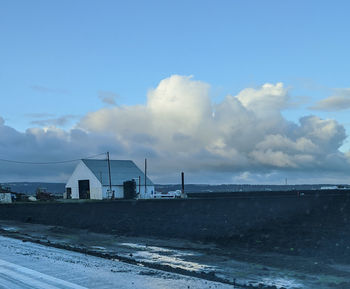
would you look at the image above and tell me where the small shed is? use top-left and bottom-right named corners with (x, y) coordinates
top-left (65, 159), bottom-right (154, 200)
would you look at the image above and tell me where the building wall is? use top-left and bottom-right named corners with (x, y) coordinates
top-left (137, 185), bottom-right (155, 199)
top-left (65, 161), bottom-right (103, 200)
top-left (66, 161), bottom-right (155, 200)
top-left (102, 186), bottom-right (124, 199)
top-left (132, 178), bottom-right (154, 198)
top-left (0, 193), bottom-right (12, 204)
top-left (101, 185), bottom-right (155, 199)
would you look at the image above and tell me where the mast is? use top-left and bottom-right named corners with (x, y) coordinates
top-left (144, 158), bottom-right (147, 196)
top-left (107, 152), bottom-right (112, 199)
top-left (181, 171), bottom-right (185, 196)
top-left (138, 175), bottom-right (141, 195)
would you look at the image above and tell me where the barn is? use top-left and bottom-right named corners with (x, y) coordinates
top-left (65, 159), bottom-right (154, 200)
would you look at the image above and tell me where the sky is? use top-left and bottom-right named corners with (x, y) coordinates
top-left (1, 0), bottom-right (350, 184)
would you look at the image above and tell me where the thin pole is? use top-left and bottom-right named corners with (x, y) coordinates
top-left (144, 158), bottom-right (147, 197)
top-left (181, 171), bottom-right (185, 196)
top-left (138, 175), bottom-right (141, 195)
top-left (107, 152), bottom-right (112, 199)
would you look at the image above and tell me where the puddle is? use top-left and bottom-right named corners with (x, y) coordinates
top-left (90, 246), bottom-right (106, 251)
top-left (0, 226), bottom-right (19, 233)
top-left (250, 277), bottom-right (304, 288)
top-left (131, 251), bottom-right (212, 271)
top-left (120, 242), bottom-right (198, 256)
top-left (329, 264), bottom-right (350, 273)
top-left (120, 243), bottom-right (173, 253)
top-left (120, 242), bottom-right (213, 272)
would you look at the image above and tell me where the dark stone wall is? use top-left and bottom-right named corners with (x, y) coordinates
top-left (0, 193), bottom-right (349, 241)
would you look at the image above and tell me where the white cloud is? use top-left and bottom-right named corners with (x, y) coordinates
top-left (78, 75), bottom-right (349, 179)
top-left (0, 119), bottom-right (122, 182)
top-left (0, 75), bottom-right (349, 183)
top-left (30, 115), bottom-right (77, 127)
top-left (98, 91), bottom-right (118, 105)
top-left (310, 88), bottom-right (350, 111)
top-left (236, 82), bottom-right (288, 114)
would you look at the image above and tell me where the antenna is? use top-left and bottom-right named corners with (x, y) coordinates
top-left (144, 158), bottom-right (147, 197)
top-left (107, 152), bottom-right (113, 199)
top-left (138, 175), bottom-right (141, 195)
top-left (181, 172), bottom-right (185, 196)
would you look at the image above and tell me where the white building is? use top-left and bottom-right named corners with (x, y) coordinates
top-left (65, 159), bottom-right (154, 200)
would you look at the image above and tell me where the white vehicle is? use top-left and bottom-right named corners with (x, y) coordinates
top-left (320, 185), bottom-right (348, 190)
top-left (153, 190), bottom-right (183, 199)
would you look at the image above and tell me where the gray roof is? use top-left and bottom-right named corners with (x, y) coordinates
top-left (82, 159), bottom-right (153, 186)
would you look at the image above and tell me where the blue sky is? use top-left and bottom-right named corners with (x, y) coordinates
top-left (1, 1), bottom-right (350, 183)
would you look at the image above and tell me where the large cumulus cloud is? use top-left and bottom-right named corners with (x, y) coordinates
top-left (79, 75), bottom-right (349, 177)
top-left (0, 75), bottom-right (349, 183)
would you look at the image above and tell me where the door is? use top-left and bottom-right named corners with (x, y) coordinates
top-left (66, 187), bottom-right (72, 199)
top-left (78, 180), bottom-right (90, 199)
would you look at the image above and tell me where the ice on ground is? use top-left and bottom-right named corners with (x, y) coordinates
top-left (0, 236), bottom-right (230, 289)
top-left (120, 242), bottom-right (212, 271)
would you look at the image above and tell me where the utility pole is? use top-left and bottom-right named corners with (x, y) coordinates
top-left (181, 172), bottom-right (185, 196)
top-left (144, 158), bottom-right (147, 197)
top-left (138, 175), bottom-right (141, 195)
top-left (107, 152), bottom-right (113, 199)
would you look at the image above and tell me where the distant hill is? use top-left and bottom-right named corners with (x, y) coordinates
top-left (3, 182), bottom-right (349, 196)
top-left (2, 182), bottom-right (66, 195)
top-left (155, 183), bottom-right (350, 193)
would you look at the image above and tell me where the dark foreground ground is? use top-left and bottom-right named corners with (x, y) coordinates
top-left (0, 192), bottom-right (348, 241)
top-left (0, 219), bottom-right (349, 289)
top-left (0, 193), bottom-right (350, 288)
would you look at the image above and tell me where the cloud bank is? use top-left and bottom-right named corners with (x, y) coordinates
top-left (0, 75), bottom-right (349, 183)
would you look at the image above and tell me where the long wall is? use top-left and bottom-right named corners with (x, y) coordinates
top-left (0, 193), bottom-right (349, 240)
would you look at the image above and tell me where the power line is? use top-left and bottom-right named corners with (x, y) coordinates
top-left (0, 153), bottom-right (107, 165)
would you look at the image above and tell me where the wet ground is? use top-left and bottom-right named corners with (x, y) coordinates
top-left (0, 220), bottom-right (349, 288)
top-left (0, 235), bottom-right (229, 289)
